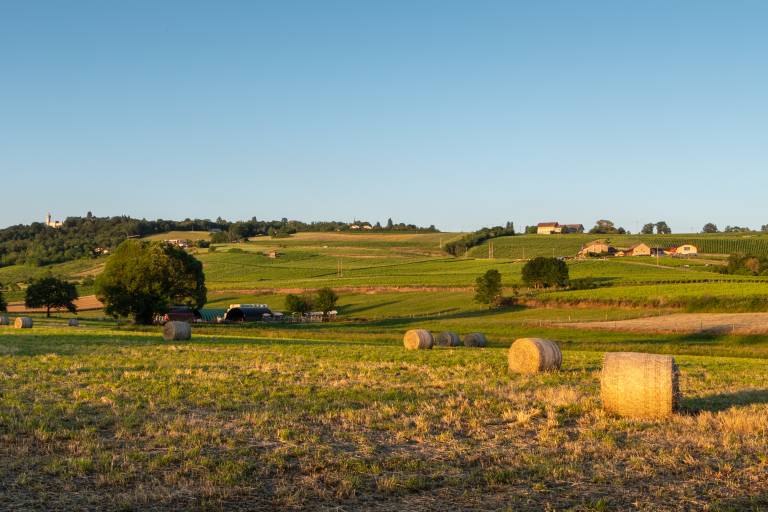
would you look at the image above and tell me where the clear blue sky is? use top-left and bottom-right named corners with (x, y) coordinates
top-left (2, 1), bottom-right (767, 232)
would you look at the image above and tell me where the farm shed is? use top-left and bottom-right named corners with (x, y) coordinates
top-left (563, 224), bottom-right (585, 233)
top-left (224, 304), bottom-right (273, 322)
top-left (194, 309), bottom-right (227, 323)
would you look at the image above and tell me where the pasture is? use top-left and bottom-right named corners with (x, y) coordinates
top-left (1, 325), bottom-right (767, 510)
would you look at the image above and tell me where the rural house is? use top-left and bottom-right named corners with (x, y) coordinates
top-left (668, 244), bottom-right (698, 256)
top-left (537, 222), bottom-right (562, 234)
top-left (579, 240), bottom-right (613, 256)
top-left (616, 242), bottom-right (651, 257)
top-left (537, 222), bottom-right (584, 234)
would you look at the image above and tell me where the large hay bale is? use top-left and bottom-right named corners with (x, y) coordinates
top-left (0, 315), bottom-right (8, 326)
top-left (163, 321), bottom-right (192, 341)
top-left (68, 318), bottom-right (80, 327)
top-left (403, 329), bottom-right (433, 350)
top-left (14, 317), bottom-right (33, 329)
top-left (463, 332), bottom-right (487, 347)
top-left (434, 331), bottom-right (461, 347)
top-left (508, 338), bottom-right (562, 374)
top-left (601, 352), bottom-right (680, 419)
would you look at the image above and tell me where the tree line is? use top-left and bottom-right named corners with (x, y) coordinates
top-left (443, 223), bottom-right (515, 256)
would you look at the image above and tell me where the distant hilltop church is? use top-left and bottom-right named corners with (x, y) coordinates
top-left (45, 212), bottom-right (63, 228)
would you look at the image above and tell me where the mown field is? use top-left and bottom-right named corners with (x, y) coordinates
top-left (1, 326), bottom-right (766, 510)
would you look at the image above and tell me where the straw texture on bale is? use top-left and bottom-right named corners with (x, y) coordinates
top-left (0, 315), bottom-right (8, 326)
top-left (68, 318), bottom-right (80, 327)
top-left (463, 332), bottom-right (487, 347)
top-left (508, 338), bottom-right (562, 374)
top-left (14, 317), bottom-right (33, 329)
top-left (163, 321), bottom-right (192, 341)
top-left (403, 329), bottom-right (433, 350)
top-left (601, 352), bottom-right (680, 419)
top-left (434, 331), bottom-right (461, 347)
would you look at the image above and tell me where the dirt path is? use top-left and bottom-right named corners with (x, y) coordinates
top-left (7, 295), bottom-right (104, 313)
top-left (559, 312), bottom-right (768, 334)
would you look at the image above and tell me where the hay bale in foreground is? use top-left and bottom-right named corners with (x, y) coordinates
top-left (434, 331), bottom-right (461, 347)
top-left (463, 332), bottom-right (487, 347)
top-left (601, 352), bottom-right (680, 419)
top-left (163, 321), bottom-right (192, 341)
top-left (0, 315), bottom-right (8, 326)
top-left (403, 329), bottom-right (433, 350)
top-left (508, 338), bottom-right (562, 374)
top-left (68, 318), bottom-right (80, 327)
top-left (14, 317), bottom-right (33, 329)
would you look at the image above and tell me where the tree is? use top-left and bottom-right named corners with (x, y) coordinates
top-left (641, 223), bottom-right (655, 234)
top-left (702, 223), bottom-right (719, 233)
top-left (474, 269), bottom-right (503, 306)
top-left (24, 276), bottom-right (78, 317)
top-left (525, 225), bottom-right (538, 234)
top-left (284, 293), bottom-right (313, 314)
top-left (95, 240), bottom-right (206, 324)
top-left (314, 288), bottom-right (339, 316)
top-left (761, 224), bottom-right (768, 233)
top-left (589, 219), bottom-right (624, 234)
top-left (655, 221), bottom-right (671, 234)
top-left (386, 218), bottom-right (394, 229)
top-left (0, 290), bottom-right (6, 312)
top-left (522, 257), bottom-right (569, 288)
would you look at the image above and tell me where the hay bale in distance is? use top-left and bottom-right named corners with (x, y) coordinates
top-left (403, 329), bottom-right (433, 350)
top-left (434, 331), bottom-right (461, 347)
top-left (463, 332), bottom-right (487, 347)
top-left (601, 352), bottom-right (680, 419)
top-left (68, 318), bottom-right (80, 327)
top-left (14, 317), bottom-right (33, 329)
top-left (508, 338), bottom-right (562, 374)
top-left (0, 315), bottom-right (9, 326)
top-left (163, 321), bottom-right (192, 341)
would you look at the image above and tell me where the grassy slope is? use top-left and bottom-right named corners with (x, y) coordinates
top-left (1, 327), bottom-right (766, 510)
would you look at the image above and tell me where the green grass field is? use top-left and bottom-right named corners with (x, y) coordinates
top-left (1, 325), bottom-right (766, 510)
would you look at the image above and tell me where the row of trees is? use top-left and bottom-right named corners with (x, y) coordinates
top-left (720, 254), bottom-right (768, 276)
top-left (703, 223), bottom-right (768, 234)
top-left (444, 223), bottom-right (515, 256)
top-left (284, 288), bottom-right (339, 316)
top-left (640, 221), bottom-right (672, 235)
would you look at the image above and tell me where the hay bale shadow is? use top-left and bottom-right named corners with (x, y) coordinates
top-left (682, 389), bottom-right (768, 413)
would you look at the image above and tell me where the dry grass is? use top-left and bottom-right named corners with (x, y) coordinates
top-left (0, 327), bottom-right (767, 510)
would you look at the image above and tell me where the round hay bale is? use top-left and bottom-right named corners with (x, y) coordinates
top-left (14, 317), bottom-right (33, 329)
top-left (403, 329), bottom-right (433, 350)
top-left (434, 331), bottom-right (461, 347)
top-left (68, 318), bottom-right (80, 327)
top-left (163, 321), bottom-right (192, 341)
top-left (601, 352), bottom-right (680, 419)
top-left (0, 315), bottom-right (9, 326)
top-left (508, 338), bottom-right (562, 374)
top-left (463, 332), bottom-right (487, 347)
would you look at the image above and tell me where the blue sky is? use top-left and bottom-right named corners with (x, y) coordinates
top-left (1, 1), bottom-right (767, 232)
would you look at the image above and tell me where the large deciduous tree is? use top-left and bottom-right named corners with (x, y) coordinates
top-left (95, 240), bottom-right (206, 324)
top-left (522, 257), bottom-right (569, 289)
top-left (702, 223), bottom-right (719, 233)
top-left (24, 276), bottom-right (78, 317)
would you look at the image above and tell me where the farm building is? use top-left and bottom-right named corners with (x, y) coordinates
top-left (45, 212), bottom-right (63, 229)
top-left (563, 224), bottom-right (585, 233)
top-left (224, 304), bottom-right (273, 322)
top-left (617, 242), bottom-right (651, 257)
top-left (537, 222), bottom-right (583, 234)
top-left (579, 240), bottom-right (614, 255)
top-left (266, 250), bottom-right (280, 259)
top-left (668, 244), bottom-right (698, 256)
top-left (537, 222), bottom-right (562, 235)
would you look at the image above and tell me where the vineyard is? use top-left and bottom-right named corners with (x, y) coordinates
top-left (469, 233), bottom-right (768, 258)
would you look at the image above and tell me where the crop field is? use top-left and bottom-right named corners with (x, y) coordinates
top-left (1, 326), bottom-right (767, 510)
